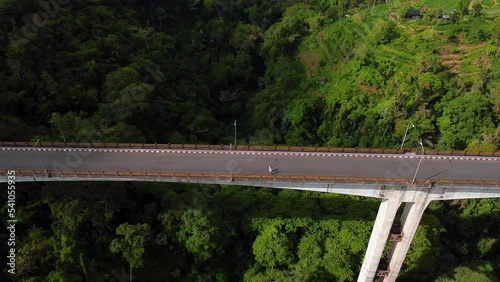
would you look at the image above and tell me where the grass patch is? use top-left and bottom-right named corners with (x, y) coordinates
top-left (368, 4), bottom-right (391, 18)
top-left (422, 0), bottom-right (499, 10)
top-left (422, 0), bottom-right (460, 10)
top-left (480, 0), bottom-right (500, 11)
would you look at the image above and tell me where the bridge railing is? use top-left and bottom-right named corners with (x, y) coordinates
top-left (2, 169), bottom-right (499, 187)
top-left (1, 141), bottom-right (499, 157)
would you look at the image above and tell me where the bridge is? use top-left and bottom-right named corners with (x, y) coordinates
top-left (1, 141), bottom-right (499, 281)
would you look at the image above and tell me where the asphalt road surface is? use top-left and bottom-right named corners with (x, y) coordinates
top-left (1, 148), bottom-right (499, 181)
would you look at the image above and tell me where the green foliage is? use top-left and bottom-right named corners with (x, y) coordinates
top-left (110, 223), bottom-right (150, 269)
top-left (253, 225), bottom-right (293, 268)
top-left (422, 0), bottom-right (462, 11)
top-left (436, 264), bottom-right (495, 282)
top-left (262, 4), bottom-right (319, 60)
top-left (472, 3), bottom-right (483, 16)
top-left (460, 23), bottom-right (492, 43)
top-left (46, 271), bottom-right (82, 282)
top-left (6, 181), bottom-right (500, 281)
top-left (457, 0), bottom-right (470, 17)
top-left (372, 19), bottom-right (400, 44)
top-left (15, 228), bottom-right (54, 280)
top-left (436, 92), bottom-right (496, 149)
top-left (296, 233), bottom-right (324, 271)
top-left (283, 96), bottom-right (324, 145)
top-left (177, 209), bottom-right (222, 261)
top-left (1, 0), bottom-right (498, 148)
top-left (462, 198), bottom-right (500, 216)
top-left (104, 66), bottom-right (142, 100)
top-left (401, 214), bottom-right (445, 278)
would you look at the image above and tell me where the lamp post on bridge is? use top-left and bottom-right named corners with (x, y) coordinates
top-left (50, 117), bottom-right (67, 145)
top-left (34, 139), bottom-right (48, 177)
top-left (400, 121), bottom-right (415, 149)
top-left (233, 120), bottom-right (237, 147)
top-left (412, 140), bottom-right (424, 185)
top-left (229, 143), bottom-right (233, 181)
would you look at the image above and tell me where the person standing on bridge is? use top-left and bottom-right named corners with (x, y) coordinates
top-left (268, 165), bottom-right (272, 174)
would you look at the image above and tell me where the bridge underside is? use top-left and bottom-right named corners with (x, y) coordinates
top-left (8, 173), bottom-right (500, 201)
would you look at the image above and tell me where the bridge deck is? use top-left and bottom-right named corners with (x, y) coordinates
top-left (1, 147), bottom-right (499, 182)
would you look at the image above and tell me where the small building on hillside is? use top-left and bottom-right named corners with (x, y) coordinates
top-left (405, 9), bottom-right (422, 19)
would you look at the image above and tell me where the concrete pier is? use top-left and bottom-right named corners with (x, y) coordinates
top-left (383, 199), bottom-right (431, 282)
top-left (358, 199), bottom-right (402, 282)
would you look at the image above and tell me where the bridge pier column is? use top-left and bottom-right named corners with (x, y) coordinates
top-left (382, 199), bottom-right (431, 282)
top-left (358, 198), bottom-right (402, 282)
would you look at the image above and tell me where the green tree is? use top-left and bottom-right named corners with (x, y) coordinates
top-left (177, 209), bottom-right (222, 261)
top-left (110, 223), bottom-right (150, 281)
top-left (14, 228), bottom-right (54, 281)
top-left (104, 66), bottom-right (141, 100)
top-left (372, 19), bottom-right (399, 44)
top-left (293, 232), bottom-right (325, 279)
top-left (262, 4), bottom-right (318, 60)
top-left (252, 224), bottom-right (293, 268)
top-left (46, 271), bottom-right (82, 282)
top-left (436, 92), bottom-right (496, 149)
top-left (458, 0), bottom-right (470, 18)
top-left (436, 266), bottom-right (493, 282)
top-left (472, 3), bottom-right (482, 17)
top-left (130, 26), bottom-right (155, 53)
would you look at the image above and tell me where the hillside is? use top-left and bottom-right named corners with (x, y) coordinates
top-left (282, 9), bottom-right (500, 149)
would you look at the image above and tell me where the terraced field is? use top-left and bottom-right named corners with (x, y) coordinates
top-left (439, 42), bottom-right (490, 76)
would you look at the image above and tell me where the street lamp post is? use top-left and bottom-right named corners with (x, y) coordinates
top-left (34, 139), bottom-right (48, 177)
top-left (50, 117), bottom-right (67, 145)
top-left (229, 143), bottom-right (233, 181)
top-left (411, 141), bottom-right (424, 185)
top-left (400, 121), bottom-right (415, 149)
top-left (234, 120), bottom-right (237, 147)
